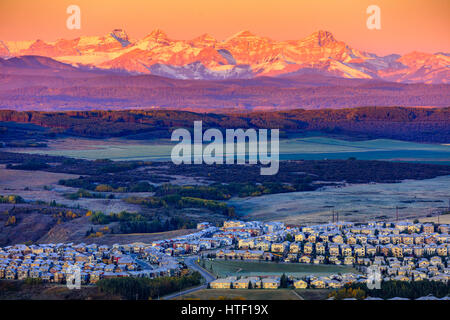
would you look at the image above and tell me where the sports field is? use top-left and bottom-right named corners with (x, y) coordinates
top-left (201, 259), bottom-right (358, 278)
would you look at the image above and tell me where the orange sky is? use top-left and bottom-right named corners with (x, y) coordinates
top-left (0, 0), bottom-right (449, 55)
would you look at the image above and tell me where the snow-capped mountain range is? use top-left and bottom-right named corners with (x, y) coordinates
top-left (1, 29), bottom-right (448, 83)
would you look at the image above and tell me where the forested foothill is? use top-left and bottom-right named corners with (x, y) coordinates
top-left (0, 106), bottom-right (449, 142)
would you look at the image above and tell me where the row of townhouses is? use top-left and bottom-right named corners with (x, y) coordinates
top-left (210, 220), bottom-right (449, 284)
top-left (0, 242), bottom-right (182, 284)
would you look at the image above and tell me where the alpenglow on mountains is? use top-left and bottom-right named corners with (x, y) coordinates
top-left (1, 29), bottom-right (448, 83)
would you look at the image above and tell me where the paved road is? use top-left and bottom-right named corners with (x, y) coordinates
top-left (185, 256), bottom-right (216, 283)
top-left (162, 283), bottom-right (207, 300)
top-left (292, 290), bottom-right (304, 300)
top-left (130, 254), bottom-right (153, 270)
top-left (162, 256), bottom-right (216, 300)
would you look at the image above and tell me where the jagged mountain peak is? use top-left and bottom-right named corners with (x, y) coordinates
top-left (1, 29), bottom-right (447, 83)
top-left (110, 28), bottom-right (131, 47)
top-left (304, 30), bottom-right (337, 46)
top-left (226, 30), bottom-right (264, 41)
top-left (234, 30), bottom-right (255, 37)
top-left (195, 33), bottom-right (216, 41)
top-left (190, 33), bottom-right (217, 47)
top-left (145, 28), bottom-right (170, 41)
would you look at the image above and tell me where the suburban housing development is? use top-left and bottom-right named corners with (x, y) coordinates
top-left (0, 219), bottom-right (448, 292)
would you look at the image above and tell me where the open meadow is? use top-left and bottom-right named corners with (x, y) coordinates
top-left (228, 175), bottom-right (450, 224)
top-left (8, 136), bottom-right (450, 164)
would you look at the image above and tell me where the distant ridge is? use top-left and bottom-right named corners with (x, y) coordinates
top-left (0, 55), bottom-right (449, 111)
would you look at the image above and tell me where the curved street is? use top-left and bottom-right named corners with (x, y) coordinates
top-left (185, 256), bottom-right (216, 283)
top-left (162, 256), bottom-right (216, 300)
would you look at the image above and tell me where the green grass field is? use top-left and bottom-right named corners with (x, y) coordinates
top-left (201, 259), bottom-right (358, 278)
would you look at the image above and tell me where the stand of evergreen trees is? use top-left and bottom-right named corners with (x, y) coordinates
top-left (89, 211), bottom-right (195, 233)
top-left (96, 272), bottom-right (202, 300)
top-left (346, 280), bottom-right (449, 300)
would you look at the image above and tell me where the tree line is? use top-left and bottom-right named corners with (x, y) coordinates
top-left (96, 272), bottom-right (202, 300)
top-left (1, 107), bottom-right (449, 142)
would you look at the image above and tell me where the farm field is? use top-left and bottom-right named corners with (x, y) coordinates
top-left (201, 259), bottom-right (359, 278)
top-left (0, 165), bottom-right (142, 214)
top-left (177, 289), bottom-right (302, 300)
top-left (229, 175), bottom-right (450, 224)
top-left (418, 215), bottom-right (450, 224)
top-left (8, 136), bottom-right (450, 164)
top-left (0, 165), bottom-right (79, 189)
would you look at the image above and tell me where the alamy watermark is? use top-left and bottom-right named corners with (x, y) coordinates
top-left (171, 121), bottom-right (279, 175)
top-left (366, 5), bottom-right (381, 30)
top-left (366, 265), bottom-right (382, 289)
top-left (66, 5), bottom-right (379, 31)
top-left (66, 5), bottom-right (81, 30)
top-left (66, 265), bottom-right (81, 290)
